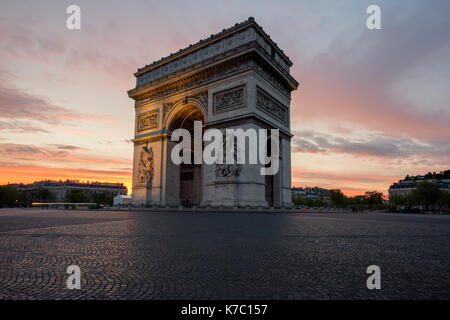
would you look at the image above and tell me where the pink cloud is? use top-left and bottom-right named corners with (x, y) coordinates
top-left (0, 84), bottom-right (97, 124)
top-left (0, 143), bottom-right (131, 166)
top-left (289, 3), bottom-right (450, 142)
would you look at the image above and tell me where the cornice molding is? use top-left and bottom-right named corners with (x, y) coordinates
top-left (128, 48), bottom-right (297, 103)
top-left (134, 17), bottom-right (293, 80)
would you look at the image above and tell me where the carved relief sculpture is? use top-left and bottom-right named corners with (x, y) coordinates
top-left (163, 101), bottom-right (176, 118)
top-left (137, 110), bottom-right (159, 132)
top-left (215, 164), bottom-right (242, 177)
top-left (256, 87), bottom-right (288, 124)
top-left (163, 91), bottom-right (208, 121)
top-left (138, 142), bottom-right (154, 185)
top-left (215, 134), bottom-right (242, 177)
top-left (192, 91), bottom-right (208, 108)
top-left (213, 85), bottom-right (245, 113)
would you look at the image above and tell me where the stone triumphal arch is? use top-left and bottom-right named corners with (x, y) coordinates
top-left (128, 18), bottom-right (298, 207)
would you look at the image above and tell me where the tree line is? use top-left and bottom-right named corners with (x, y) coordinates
top-left (0, 186), bottom-right (115, 207)
top-left (390, 181), bottom-right (450, 213)
top-left (292, 189), bottom-right (384, 210)
top-left (329, 190), bottom-right (384, 210)
top-left (292, 181), bottom-right (450, 213)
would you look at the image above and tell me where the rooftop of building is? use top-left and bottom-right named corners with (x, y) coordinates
top-left (402, 170), bottom-right (449, 181)
top-left (292, 186), bottom-right (331, 194)
top-left (389, 170), bottom-right (450, 190)
top-left (12, 180), bottom-right (127, 190)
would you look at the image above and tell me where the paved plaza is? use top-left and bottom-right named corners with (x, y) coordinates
top-left (0, 208), bottom-right (449, 299)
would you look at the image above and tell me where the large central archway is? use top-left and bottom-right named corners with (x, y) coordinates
top-left (167, 104), bottom-right (204, 206)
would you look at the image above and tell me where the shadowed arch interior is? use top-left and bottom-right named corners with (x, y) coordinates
top-left (169, 105), bottom-right (204, 132)
top-left (169, 105), bottom-right (204, 206)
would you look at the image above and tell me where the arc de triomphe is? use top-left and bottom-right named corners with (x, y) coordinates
top-left (128, 17), bottom-right (298, 207)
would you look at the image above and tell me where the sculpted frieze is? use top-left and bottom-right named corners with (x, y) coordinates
top-left (256, 87), bottom-right (288, 124)
top-left (213, 85), bottom-right (245, 114)
top-left (137, 110), bottom-right (159, 132)
top-left (137, 142), bottom-right (154, 185)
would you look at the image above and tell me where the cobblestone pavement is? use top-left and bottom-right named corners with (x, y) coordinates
top-left (0, 208), bottom-right (449, 299)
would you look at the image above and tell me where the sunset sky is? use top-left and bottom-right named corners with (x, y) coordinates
top-left (1, 0), bottom-right (449, 196)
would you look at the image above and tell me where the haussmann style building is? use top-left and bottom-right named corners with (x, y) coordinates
top-left (127, 18), bottom-right (299, 207)
top-left (14, 180), bottom-right (128, 203)
top-left (389, 171), bottom-right (450, 198)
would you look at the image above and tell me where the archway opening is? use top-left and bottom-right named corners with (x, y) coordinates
top-left (169, 105), bottom-right (204, 206)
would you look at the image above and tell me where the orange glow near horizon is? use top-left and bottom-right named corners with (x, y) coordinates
top-left (1, 164), bottom-right (389, 198)
top-left (0, 166), bottom-right (132, 195)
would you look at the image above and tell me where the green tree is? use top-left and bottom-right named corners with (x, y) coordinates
top-left (439, 191), bottom-right (450, 209)
top-left (17, 190), bottom-right (30, 207)
top-left (66, 190), bottom-right (88, 203)
top-left (330, 189), bottom-right (345, 207)
top-left (292, 196), bottom-right (326, 208)
top-left (354, 195), bottom-right (365, 206)
top-left (364, 191), bottom-right (384, 209)
top-left (0, 185), bottom-right (20, 207)
top-left (412, 181), bottom-right (441, 211)
top-left (292, 196), bottom-right (304, 206)
top-left (92, 192), bottom-right (114, 206)
top-left (389, 194), bottom-right (407, 210)
top-left (36, 188), bottom-right (52, 202)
